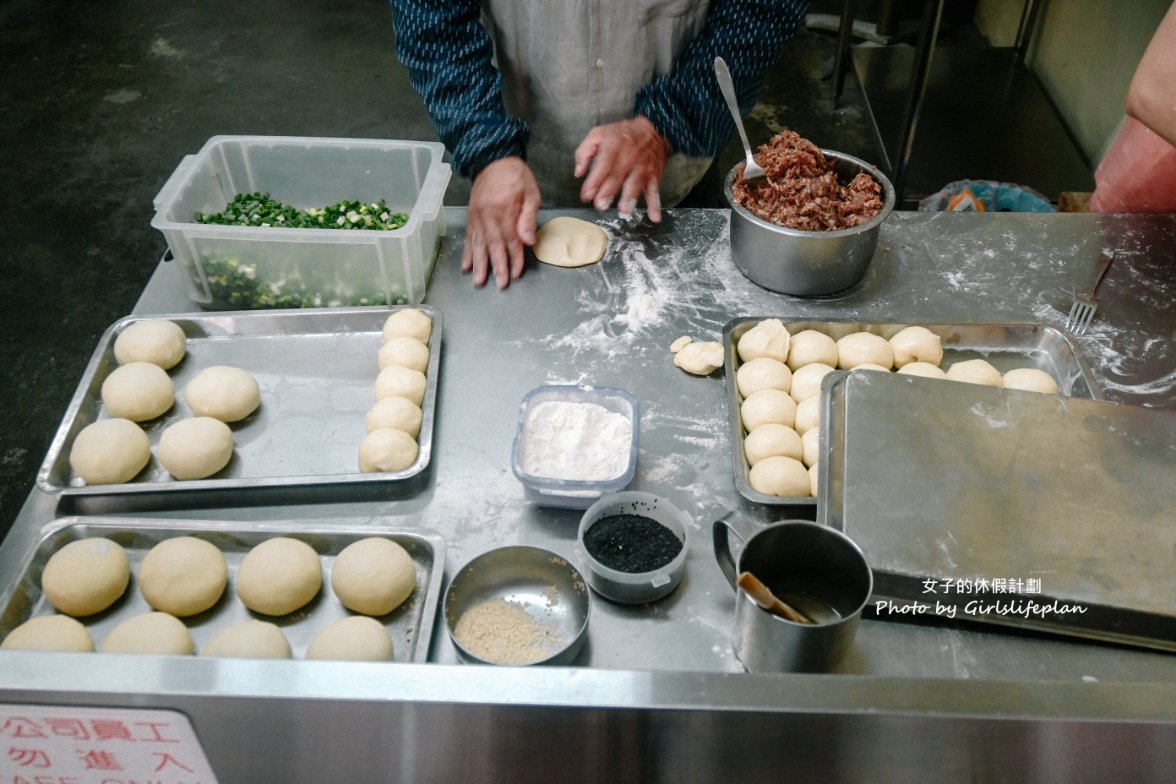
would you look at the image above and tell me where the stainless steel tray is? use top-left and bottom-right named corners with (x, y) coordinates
top-left (37, 306), bottom-right (440, 505)
top-left (723, 319), bottom-right (1102, 508)
top-left (0, 517), bottom-right (445, 661)
top-left (817, 370), bottom-right (1176, 651)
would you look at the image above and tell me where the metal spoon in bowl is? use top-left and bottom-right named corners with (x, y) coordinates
top-left (714, 56), bottom-right (766, 183)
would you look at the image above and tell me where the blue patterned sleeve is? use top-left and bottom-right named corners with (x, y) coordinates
top-left (635, 0), bottom-right (810, 157)
top-left (390, 0), bottom-right (528, 179)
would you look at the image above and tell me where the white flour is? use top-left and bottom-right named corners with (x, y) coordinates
top-left (521, 400), bottom-right (632, 481)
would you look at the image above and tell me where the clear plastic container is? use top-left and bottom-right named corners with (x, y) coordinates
top-left (151, 135), bottom-right (451, 309)
top-left (577, 491), bottom-right (689, 604)
top-left (511, 385), bottom-right (639, 509)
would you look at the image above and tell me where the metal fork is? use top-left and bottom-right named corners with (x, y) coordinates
top-left (1066, 251), bottom-right (1115, 335)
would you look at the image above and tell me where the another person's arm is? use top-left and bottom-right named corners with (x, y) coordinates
top-left (391, 0), bottom-right (538, 288)
top-left (1125, 1), bottom-right (1176, 148)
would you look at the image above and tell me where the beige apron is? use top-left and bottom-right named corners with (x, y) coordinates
top-left (482, 0), bottom-right (714, 207)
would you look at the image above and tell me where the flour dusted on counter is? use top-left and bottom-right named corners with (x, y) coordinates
top-left (522, 400), bottom-right (632, 481)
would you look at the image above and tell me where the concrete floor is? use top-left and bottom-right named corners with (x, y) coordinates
top-left (0, 0), bottom-right (879, 535)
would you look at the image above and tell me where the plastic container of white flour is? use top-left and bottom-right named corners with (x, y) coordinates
top-left (511, 385), bottom-right (639, 509)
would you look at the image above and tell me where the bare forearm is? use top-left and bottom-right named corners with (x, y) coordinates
top-left (1125, 2), bottom-right (1176, 147)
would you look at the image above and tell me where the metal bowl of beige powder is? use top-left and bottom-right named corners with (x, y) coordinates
top-left (444, 546), bottom-right (590, 666)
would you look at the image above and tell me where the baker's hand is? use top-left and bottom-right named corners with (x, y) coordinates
top-left (463, 157), bottom-right (541, 289)
top-left (574, 116), bottom-right (669, 223)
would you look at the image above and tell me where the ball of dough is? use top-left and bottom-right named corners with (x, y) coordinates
top-left (365, 396), bottom-right (423, 438)
top-left (743, 423), bottom-right (803, 467)
top-left (790, 362), bottom-right (836, 402)
top-left (673, 341), bottom-right (724, 375)
top-left (157, 417), bottom-right (234, 480)
top-left (836, 332), bottom-right (894, 370)
top-left (100, 612), bottom-right (194, 655)
top-left (358, 428), bottom-right (419, 473)
top-left (740, 388), bottom-right (797, 432)
top-left (794, 395), bottom-right (821, 436)
top-left (305, 616), bottom-right (394, 661)
top-left (382, 308), bottom-right (433, 343)
top-left (669, 335), bottom-right (692, 353)
top-left (138, 537), bottom-right (228, 617)
top-left (1, 615), bottom-right (94, 652)
top-left (786, 329), bottom-right (839, 371)
top-left (889, 325), bottom-right (943, 368)
top-left (748, 455), bottom-right (810, 497)
top-left (100, 362), bottom-right (175, 422)
top-left (377, 336), bottom-right (430, 373)
top-left (236, 537), bottom-right (322, 616)
top-left (374, 365), bottom-right (427, 406)
top-left (737, 319), bottom-right (790, 363)
top-left (946, 359), bottom-right (1003, 386)
top-left (897, 361), bottom-right (947, 379)
top-left (41, 537), bottom-right (130, 617)
top-left (533, 216), bottom-right (609, 267)
top-left (185, 365), bottom-right (260, 422)
top-left (736, 357), bottom-right (792, 398)
top-left (69, 418), bottom-right (150, 485)
top-left (801, 426), bottom-right (820, 468)
top-left (113, 319), bottom-right (187, 369)
top-left (201, 620), bottom-right (292, 659)
top-left (808, 463), bottom-right (820, 497)
top-left (1002, 367), bottom-right (1060, 394)
top-left (851, 363), bottom-right (891, 372)
top-left (331, 537), bottom-right (416, 616)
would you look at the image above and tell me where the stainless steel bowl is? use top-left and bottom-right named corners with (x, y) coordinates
top-left (444, 545), bottom-right (590, 666)
top-left (724, 150), bottom-right (895, 297)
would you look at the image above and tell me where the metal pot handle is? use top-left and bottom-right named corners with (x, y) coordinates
top-left (712, 517), bottom-right (746, 592)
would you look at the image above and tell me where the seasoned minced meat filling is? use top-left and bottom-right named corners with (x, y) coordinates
top-left (731, 130), bottom-right (884, 231)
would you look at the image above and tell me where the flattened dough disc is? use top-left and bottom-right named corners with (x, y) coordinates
top-left (533, 217), bottom-right (609, 268)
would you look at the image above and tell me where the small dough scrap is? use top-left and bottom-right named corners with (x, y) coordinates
top-left (138, 537), bottom-right (228, 617)
top-left (946, 359), bottom-right (1003, 386)
top-left (787, 329), bottom-right (839, 371)
top-left (740, 388), bottom-right (797, 432)
top-left (737, 319), bottom-right (790, 363)
top-left (114, 319), bottom-right (187, 369)
top-left (836, 332), bottom-right (894, 370)
top-left (669, 335), bottom-right (692, 353)
top-left (897, 362), bottom-right (947, 379)
top-left (2, 615), bottom-right (94, 652)
top-left (736, 357), bottom-right (792, 398)
top-left (41, 537), bottom-right (130, 617)
top-left (69, 418), bottom-right (150, 485)
top-left (383, 308), bottom-right (433, 343)
top-left (808, 463), bottom-right (820, 497)
top-left (533, 217), bottom-right (609, 267)
top-left (1002, 367), bottom-right (1060, 394)
top-left (157, 417), bottom-right (234, 480)
top-left (201, 620), bottom-right (292, 659)
top-left (101, 362), bottom-right (174, 422)
top-left (100, 612), bottom-right (194, 655)
top-left (790, 362), bottom-right (836, 403)
top-left (236, 537), bottom-right (323, 617)
top-left (748, 455), bottom-right (810, 497)
top-left (801, 427), bottom-right (820, 467)
top-left (673, 341), bottom-right (724, 375)
top-left (359, 428), bottom-right (419, 473)
top-left (185, 365), bottom-right (260, 422)
top-left (305, 615), bottom-right (394, 661)
top-left (743, 423), bottom-right (803, 467)
top-left (365, 396), bottom-right (423, 438)
top-left (889, 325), bottom-right (943, 368)
top-left (794, 395), bottom-right (821, 436)
top-left (374, 365), bottom-right (427, 405)
top-left (331, 537), bottom-right (417, 616)
top-left (378, 336), bottom-right (430, 373)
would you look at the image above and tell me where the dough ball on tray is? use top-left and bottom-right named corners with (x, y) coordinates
top-left (1002, 367), bottom-right (1059, 394)
top-left (1, 614), bottom-right (94, 652)
top-left (790, 362), bottom-right (836, 403)
top-left (946, 359), bottom-right (1003, 387)
top-left (794, 395), bottom-right (821, 436)
top-left (305, 616), bottom-right (394, 661)
top-left (787, 329), bottom-right (838, 371)
top-left (748, 455), bottom-right (810, 497)
top-left (737, 319), bottom-right (790, 363)
top-left (69, 418), bottom-right (151, 485)
top-left (889, 325), bottom-right (943, 368)
top-left (41, 537), bottom-right (130, 617)
top-left (157, 417), bottom-right (234, 481)
top-left (138, 536), bottom-right (228, 617)
top-left (185, 365), bottom-right (260, 423)
top-left (736, 357), bottom-right (792, 397)
top-left (331, 537), bottom-right (416, 616)
top-left (113, 319), bottom-right (187, 369)
top-left (236, 537), bottom-right (322, 617)
top-left (374, 365), bottom-right (427, 406)
top-left (378, 336), bottom-right (430, 373)
top-left (743, 423), bottom-right (803, 467)
top-left (201, 620), bottom-right (292, 659)
top-left (100, 612), bottom-right (194, 655)
top-left (382, 308), bottom-right (433, 343)
top-left (897, 362), bottom-right (947, 379)
top-left (740, 388), bottom-right (797, 432)
top-left (101, 362), bottom-right (174, 422)
top-left (836, 332), bottom-right (893, 370)
top-left (358, 428), bottom-right (419, 473)
top-left (365, 396), bottom-right (423, 438)
top-left (801, 427), bottom-right (820, 468)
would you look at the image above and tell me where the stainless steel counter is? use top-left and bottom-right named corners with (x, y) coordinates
top-left (1, 209), bottom-right (1174, 782)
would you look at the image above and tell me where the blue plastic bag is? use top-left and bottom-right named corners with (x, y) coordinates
top-left (918, 179), bottom-right (1055, 212)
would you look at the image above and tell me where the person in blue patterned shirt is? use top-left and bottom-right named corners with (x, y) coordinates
top-left (391, 0), bottom-right (809, 289)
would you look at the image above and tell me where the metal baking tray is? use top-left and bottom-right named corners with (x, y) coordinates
top-left (0, 517), bottom-right (446, 661)
top-left (723, 319), bottom-right (1102, 508)
top-left (817, 370), bottom-right (1176, 651)
top-left (36, 306), bottom-right (440, 505)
